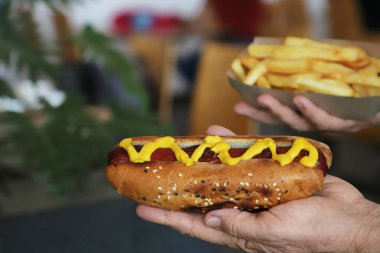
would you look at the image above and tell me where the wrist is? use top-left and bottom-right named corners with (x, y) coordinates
top-left (356, 202), bottom-right (380, 253)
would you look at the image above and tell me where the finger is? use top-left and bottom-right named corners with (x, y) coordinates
top-left (258, 95), bottom-right (313, 131)
top-left (136, 205), bottom-right (236, 246)
top-left (324, 175), bottom-right (347, 184)
top-left (370, 111), bottom-right (380, 125)
top-left (234, 101), bottom-right (281, 124)
top-left (206, 125), bottom-right (236, 136)
top-left (205, 208), bottom-right (262, 241)
top-left (316, 175), bottom-right (364, 200)
top-left (293, 96), bottom-right (364, 132)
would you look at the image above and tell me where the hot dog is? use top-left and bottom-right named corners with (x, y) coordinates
top-left (105, 135), bottom-right (332, 212)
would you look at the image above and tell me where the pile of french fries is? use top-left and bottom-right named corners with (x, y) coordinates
top-left (231, 36), bottom-right (380, 97)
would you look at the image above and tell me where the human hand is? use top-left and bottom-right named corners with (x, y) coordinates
top-left (136, 125), bottom-right (380, 253)
top-left (234, 94), bottom-right (380, 132)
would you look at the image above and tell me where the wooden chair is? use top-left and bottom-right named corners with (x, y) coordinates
top-left (128, 33), bottom-right (178, 124)
top-left (188, 40), bottom-right (255, 135)
top-left (52, 8), bottom-right (80, 62)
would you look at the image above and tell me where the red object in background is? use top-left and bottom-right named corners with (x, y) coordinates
top-left (208, 0), bottom-right (263, 38)
top-left (112, 11), bottom-right (183, 36)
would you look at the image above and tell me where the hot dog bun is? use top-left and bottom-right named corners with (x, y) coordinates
top-left (105, 135), bottom-right (332, 212)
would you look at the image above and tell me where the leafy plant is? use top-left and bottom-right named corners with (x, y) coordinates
top-left (0, 0), bottom-right (172, 195)
top-left (0, 1), bottom-right (58, 80)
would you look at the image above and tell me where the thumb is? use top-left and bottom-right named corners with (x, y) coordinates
top-left (205, 209), bottom-right (259, 240)
top-left (206, 125), bottom-right (236, 136)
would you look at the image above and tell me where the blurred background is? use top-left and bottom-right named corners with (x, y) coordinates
top-left (0, 0), bottom-right (379, 252)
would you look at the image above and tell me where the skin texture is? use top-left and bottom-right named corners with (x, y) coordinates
top-left (136, 125), bottom-right (380, 253)
top-left (234, 94), bottom-right (380, 132)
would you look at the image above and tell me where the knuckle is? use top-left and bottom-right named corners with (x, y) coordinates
top-left (303, 112), bottom-right (332, 130)
top-left (224, 212), bottom-right (251, 238)
top-left (186, 214), bottom-right (201, 237)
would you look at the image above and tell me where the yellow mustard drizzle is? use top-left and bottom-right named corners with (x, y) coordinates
top-left (119, 136), bottom-right (319, 168)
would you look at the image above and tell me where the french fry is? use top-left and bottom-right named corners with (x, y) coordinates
top-left (370, 57), bottom-right (380, 71)
top-left (366, 86), bottom-right (380, 96)
top-left (320, 73), bottom-right (346, 81)
top-left (355, 61), bottom-right (377, 74)
top-left (271, 46), bottom-right (367, 63)
top-left (256, 76), bottom-right (271, 88)
top-left (264, 59), bottom-right (309, 74)
top-left (351, 84), bottom-right (370, 97)
top-left (297, 76), bottom-right (354, 97)
top-left (351, 84), bottom-right (380, 97)
top-left (240, 55), bottom-right (258, 69)
top-left (265, 73), bottom-right (301, 90)
top-left (248, 45), bottom-right (275, 58)
top-left (285, 37), bottom-right (368, 62)
top-left (310, 60), bottom-right (355, 74)
top-left (341, 58), bottom-right (371, 69)
top-left (243, 62), bottom-right (268, 85)
top-left (344, 73), bottom-right (380, 88)
top-left (284, 36), bottom-right (338, 50)
top-left (231, 59), bottom-right (246, 81)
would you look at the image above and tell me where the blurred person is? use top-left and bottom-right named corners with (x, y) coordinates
top-left (234, 95), bottom-right (380, 132)
top-left (136, 125), bottom-right (380, 253)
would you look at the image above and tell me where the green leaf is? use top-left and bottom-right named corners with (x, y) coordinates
top-left (0, 5), bottom-right (59, 81)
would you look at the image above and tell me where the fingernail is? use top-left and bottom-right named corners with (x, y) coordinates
top-left (206, 216), bottom-right (221, 228)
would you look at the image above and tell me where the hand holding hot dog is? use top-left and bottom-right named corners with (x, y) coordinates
top-left (136, 125), bottom-right (380, 253)
top-left (235, 95), bottom-right (380, 132)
